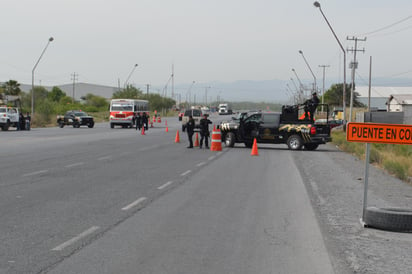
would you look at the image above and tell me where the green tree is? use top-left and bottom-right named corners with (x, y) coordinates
top-left (112, 85), bottom-right (143, 99)
top-left (48, 86), bottom-right (66, 102)
top-left (323, 83), bottom-right (364, 107)
top-left (83, 93), bottom-right (108, 109)
top-left (2, 80), bottom-right (21, 95)
top-left (142, 93), bottom-right (175, 112)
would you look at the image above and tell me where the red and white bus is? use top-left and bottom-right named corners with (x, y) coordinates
top-left (109, 99), bottom-right (149, 128)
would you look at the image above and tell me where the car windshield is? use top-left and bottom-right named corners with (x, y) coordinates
top-left (74, 112), bottom-right (88, 117)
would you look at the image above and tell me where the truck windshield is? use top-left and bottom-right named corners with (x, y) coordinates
top-left (111, 105), bottom-right (133, 111)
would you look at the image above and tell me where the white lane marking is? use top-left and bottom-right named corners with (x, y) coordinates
top-left (121, 197), bottom-right (147, 211)
top-left (158, 181), bottom-right (173, 190)
top-left (97, 156), bottom-right (111, 161)
top-left (196, 162), bottom-right (206, 167)
top-left (216, 152), bottom-right (223, 156)
top-left (64, 162), bottom-right (84, 168)
top-left (22, 170), bottom-right (48, 177)
top-left (52, 226), bottom-right (100, 251)
top-left (208, 156), bottom-right (215, 161)
top-left (180, 170), bottom-right (191, 176)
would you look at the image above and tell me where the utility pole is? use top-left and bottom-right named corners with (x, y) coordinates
top-left (71, 72), bottom-right (78, 103)
top-left (146, 84), bottom-right (150, 96)
top-left (318, 65), bottom-right (330, 111)
top-left (347, 36), bottom-right (366, 122)
top-left (171, 64), bottom-right (174, 98)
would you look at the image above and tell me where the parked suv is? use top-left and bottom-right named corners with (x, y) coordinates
top-left (181, 108), bottom-right (202, 132)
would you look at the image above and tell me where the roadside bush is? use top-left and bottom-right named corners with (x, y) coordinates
top-left (383, 159), bottom-right (408, 181)
top-left (36, 100), bottom-right (55, 124)
top-left (369, 146), bottom-right (383, 164)
top-left (82, 106), bottom-right (99, 113)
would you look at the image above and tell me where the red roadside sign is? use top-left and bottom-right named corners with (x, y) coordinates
top-left (346, 122), bottom-right (412, 145)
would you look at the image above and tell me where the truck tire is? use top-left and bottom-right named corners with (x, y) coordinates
top-left (287, 134), bottom-right (303, 150)
top-left (224, 132), bottom-right (235, 147)
top-left (2, 121), bottom-right (10, 131)
top-left (59, 121), bottom-right (65, 128)
top-left (364, 207), bottom-right (412, 232)
top-left (304, 143), bottom-right (319, 150)
top-left (73, 122), bottom-right (80, 128)
top-left (110, 123), bottom-right (114, 129)
top-left (88, 122), bottom-right (94, 128)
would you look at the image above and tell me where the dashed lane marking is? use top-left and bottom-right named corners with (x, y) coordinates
top-left (196, 162), bottom-right (206, 167)
top-left (121, 197), bottom-right (147, 211)
top-left (97, 156), bottom-right (111, 161)
top-left (158, 181), bottom-right (173, 190)
top-left (52, 226), bottom-right (100, 251)
top-left (180, 170), bottom-right (191, 176)
top-left (22, 170), bottom-right (49, 177)
top-left (64, 162), bottom-right (84, 168)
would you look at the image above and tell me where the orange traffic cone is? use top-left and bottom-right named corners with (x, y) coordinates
top-left (141, 126), bottom-right (145, 135)
top-left (157, 116), bottom-right (161, 123)
top-left (251, 138), bottom-right (259, 156)
top-left (166, 126), bottom-right (169, 132)
top-left (165, 120), bottom-right (168, 126)
top-left (194, 133), bottom-right (199, 147)
top-left (210, 128), bottom-right (222, 151)
top-left (175, 130), bottom-right (180, 143)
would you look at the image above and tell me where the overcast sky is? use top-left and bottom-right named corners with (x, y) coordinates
top-left (1, 0), bottom-right (412, 97)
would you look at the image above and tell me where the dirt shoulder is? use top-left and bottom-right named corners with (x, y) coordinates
top-left (294, 143), bottom-right (412, 274)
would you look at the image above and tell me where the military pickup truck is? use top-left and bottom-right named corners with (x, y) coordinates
top-left (0, 106), bottom-right (20, 131)
top-left (57, 110), bottom-right (95, 128)
top-left (219, 104), bottom-right (332, 150)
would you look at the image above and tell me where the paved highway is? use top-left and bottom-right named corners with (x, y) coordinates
top-left (1, 115), bottom-right (412, 273)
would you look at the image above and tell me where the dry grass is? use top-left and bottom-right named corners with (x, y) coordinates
top-left (332, 130), bottom-right (412, 183)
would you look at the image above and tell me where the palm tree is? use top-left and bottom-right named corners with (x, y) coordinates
top-left (2, 80), bottom-right (22, 96)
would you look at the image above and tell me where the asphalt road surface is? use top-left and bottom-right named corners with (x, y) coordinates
top-left (1, 115), bottom-right (412, 274)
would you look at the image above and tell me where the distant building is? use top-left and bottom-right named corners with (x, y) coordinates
top-left (356, 86), bottom-right (412, 111)
top-left (387, 94), bottom-right (412, 125)
top-left (354, 87), bottom-right (412, 124)
top-left (387, 94), bottom-right (412, 112)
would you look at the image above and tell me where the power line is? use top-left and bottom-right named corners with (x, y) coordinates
top-left (360, 15), bottom-right (412, 36)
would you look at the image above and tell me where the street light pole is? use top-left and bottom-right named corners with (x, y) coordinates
top-left (314, 1), bottom-right (347, 125)
top-left (292, 68), bottom-right (305, 99)
top-left (319, 64), bottom-right (330, 111)
top-left (290, 78), bottom-right (300, 100)
top-left (186, 81), bottom-right (195, 106)
top-left (124, 64), bottom-right (138, 88)
top-left (32, 37), bottom-right (54, 118)
top-left (204, 86), bottom-right (211, 105)
top-left (298, 50), bottom-right (317, 94)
